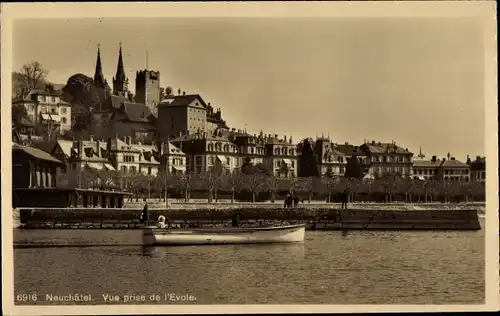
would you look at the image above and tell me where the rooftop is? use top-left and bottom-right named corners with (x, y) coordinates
top-left (13, 144), bottom-right (63, 164)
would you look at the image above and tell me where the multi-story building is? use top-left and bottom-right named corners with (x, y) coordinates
top-left (313, 137), bottom-right (347, 177)
top-left (264, 134), bottom-right (298, 178)
top-left (468, 155), bottom-right (486, 183)
top-left (358, 141), bottom-right (413, 178)
top-left (157, 93), bottom-right (229, 141)
top-left (411, 155), bottom-right (441, 181)
top-left (438, 155), bottom-right (470, 182)
top-left (51, 136), bottom-right (185, 177)
top-left (170, 130), bottom-right (240, 175)
top-left (230, 129), bottom-right (266, 165)
top-left (334, 142), bottom-right (370, 177)
top-left (12, 88), bottom-right (72, 134)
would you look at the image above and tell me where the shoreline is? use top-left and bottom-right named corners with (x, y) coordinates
top-left (14, 203), bottom-right (483, 231)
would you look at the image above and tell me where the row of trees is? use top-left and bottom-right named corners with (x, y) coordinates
top-left (56, 164), bottom-right (486, 204)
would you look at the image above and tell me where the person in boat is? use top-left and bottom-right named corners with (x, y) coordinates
top-left (157, 215), bottom-right (166, 228)
top-left (139, 200), bottom-right (149, 226)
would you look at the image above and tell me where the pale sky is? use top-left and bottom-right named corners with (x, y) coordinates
top-left (13, 17), bottom-right (486, 160)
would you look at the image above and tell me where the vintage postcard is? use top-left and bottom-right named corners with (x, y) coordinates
top-left (1, 1), bottom-right (498, 315)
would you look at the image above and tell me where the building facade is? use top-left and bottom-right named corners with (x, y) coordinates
top-left (314, 138), bottom-right (347, 177)
top-left (358, 141), bottom-right (413, 178)
top-left (51, 136), bottom-right (185, 177)
top-left (411, 156), bottom-right (442, 181)
top-left (468, 156), bottom-right (486, 183)
top-left (12, 88), bottom-right (72, 134)
top-left (13, 144), bottom-right (63, 189)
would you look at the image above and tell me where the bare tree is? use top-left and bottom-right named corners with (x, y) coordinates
top-left (242, 170), bottom-right (266, 203)
top-left (221, 171), bottom-right (243, 203)
top-left (321, 175), bottom-right (338, 203)
top-left (266, 175), bottom-right (281, 203)
top-left (18, 61), bottom-right (49, 91)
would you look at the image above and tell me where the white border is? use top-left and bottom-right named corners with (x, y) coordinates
top-left (1, 1), bottom-right (498, 315)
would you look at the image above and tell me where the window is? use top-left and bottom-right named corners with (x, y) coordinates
top-left (130, 166), bottom-right (137, 173)
top-left (28, 114), bottom-right (34, 121)
top-left (61, 107), bottom-right (67, 114)
top-left (41, 106), bottom-right (47, 113)
top-left (148, 167), bottom-right (152, 175)
top-left (61, 117), bottom-right (67, 124)
top-left (196, 156), bottom-right (202, 165)
top-left (251, 147), bottom-right (255, 154)
top-left (226, 157), bottom-right (230, 165)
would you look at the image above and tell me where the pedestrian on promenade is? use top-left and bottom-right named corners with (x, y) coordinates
top-left (341, 189), bottom-right (349, 210)
top-left (140, 199), bottom-right (149, 226)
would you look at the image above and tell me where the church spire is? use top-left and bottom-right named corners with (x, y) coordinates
top-left (113, 41), bottom-right (129, 96)
top-left (94, 43), bottom-right (105, 88)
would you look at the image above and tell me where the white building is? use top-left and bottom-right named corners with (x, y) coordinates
top-left (12, 88), bottom-right (72, 134)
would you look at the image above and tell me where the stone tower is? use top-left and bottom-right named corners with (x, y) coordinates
top-left (112, 42), bottom-right (129, 96)
top-left (135, 69), bottom-right (161, 115)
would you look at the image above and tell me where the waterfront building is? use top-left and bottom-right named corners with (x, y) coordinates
top-left (12, 87), bottom-right (72, 134)
top-left (468, 155), bottom-right (486, 183)
top-left (438, 154), bottom-right (470, 182)
top-left (264, 133), bottom-right (299, 178)
top-left (170, 129), bottom-right (239, 175)
top-left (333, 142), bottom-right (370, 178)
top-left (13, 143), bottom-right (63, 189)
top-left (313, 137), bottom-right (347, 177)
top-left (358, 141), bottom-right (413, 178)
top-left (51, 136), bottom-right (185, 177)
top-left (51, 137), bottom-right (115, 174)
top-left (230, 129), bottom-right (267, 166)
top-left (411, 155), bottom-right (441, 181)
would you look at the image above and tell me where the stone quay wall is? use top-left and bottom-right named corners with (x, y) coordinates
top-left (14, 203), bottom-right (483, 231)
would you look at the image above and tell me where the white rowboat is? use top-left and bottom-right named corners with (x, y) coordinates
top-left (142, 224), bottom-right (306, 246)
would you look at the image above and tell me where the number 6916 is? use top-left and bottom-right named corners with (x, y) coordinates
top-left (16, 293), bottom-right (38, 302)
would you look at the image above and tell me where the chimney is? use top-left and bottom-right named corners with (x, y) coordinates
top-left (284, 135), bottom-right (287, 142)
top-left (178, 88), bottom-right (181, 95)
top-left (476, 156), bottom-right (481, 161)
top-left (289, 136), bottom-right (292, 144)
top-left (89, 135), bottom-right (94, 142)
top-left (274, 134), bottom-right (278, 138)
top-left (447, 152), bottom-right (451, 160)
top-left (183, 91), bottom-right (186, 96)
top-left (432, 155), bottom-right (436, 162)
top-left (451, 157), bottom-right (455, 161)
top-left (345, 142), bottom-right (349, 146)
top-left (371, 141), bottom-right (375, 145)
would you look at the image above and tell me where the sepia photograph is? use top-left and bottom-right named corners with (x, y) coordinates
top-left (1, 1), bottom-right (498, 315)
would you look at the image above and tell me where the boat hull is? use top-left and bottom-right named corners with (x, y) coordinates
top-left (142, 224), bottom-right (305, 246)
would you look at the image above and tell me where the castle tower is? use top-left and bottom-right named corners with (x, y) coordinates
top-left (112, 42), bottom-right (129, 96)
top-left (135, 69), bottom-right (161, 115)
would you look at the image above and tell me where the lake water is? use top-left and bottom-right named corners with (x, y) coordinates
top-left (13, 222), bottom-right (484, 305)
